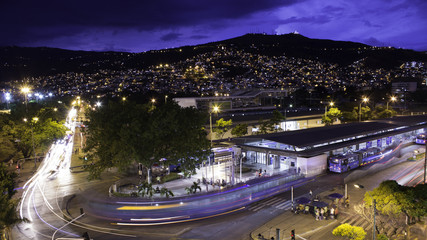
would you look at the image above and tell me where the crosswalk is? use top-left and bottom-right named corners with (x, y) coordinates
top-left (247, 197), bottom-right (292, 212)
top-left (339, 214), bottom-right (373, 232)
top-left (340, 214), bottom-right (404, 237)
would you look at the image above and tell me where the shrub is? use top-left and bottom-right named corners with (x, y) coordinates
top-left (162, 172), bottom-right (180, 182)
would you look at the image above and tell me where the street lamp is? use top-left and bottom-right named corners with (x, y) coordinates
top-left (325, 101), bottom-right (334, 116)
top-left (354, 184), bottom-right (376, 240)
top-left (21, 86), bottom-right (31, 112)
top-left (30, 117), bottom-right (39, 168)
top-left (5, 92), bottom-right (11, 109)
top-left (209, 105), bottom-right (220, 146)
top-left (359, 97), bottom-right (369, 122)
top-left (386, 96), bottom-right (397, 110)
top-left (209, 104), bottom-right (220, 183)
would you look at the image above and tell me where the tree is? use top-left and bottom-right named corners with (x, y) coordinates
top-left (213, 118), bottom-right (232, 139)
top-left (231, 124), bottom-right (248, 137)
top-left (359, 106), bottom-right (372, 121)
top-left (2, 108), bottom-right (67, 159)
top-left (185, 181), bottom-right (201, 194)
top-left (341, 110), bottom-right (358, 123)
top-left (372, 106), bottom-right (397, 119)
top-left (0, 134), bottom-right (18, 163)
top-left (159, 187), bottom-right (174, 198)
top-left (0, 163), bottom-right (28, 239)
top-left (363, 180), bottom-right (427, 235)
top-left (137, 182), bottom-right (154, 198)
top-left (83, 100), bottom-right (210, 181)
top-left (257, 118), bottom-right (271, 134)
top-left (323, 107), bottom-right (342, 126)
top-left (327, 107), bottom-right (342, 124)
top-left (270, 110), bottom-right (285, 132)
top-left (322, 115), bottom-right (333, 126)
top-left (332, 223), bottom-right (366, 240)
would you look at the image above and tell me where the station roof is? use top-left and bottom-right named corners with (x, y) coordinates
top-left (235, 115), bottom-right (427, 153)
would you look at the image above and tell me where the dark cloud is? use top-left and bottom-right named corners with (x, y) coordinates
top-left (0, 0), bottom-right (426, 51)
top-left (160, 33), bottom-right (182, 42)
top-left (0, 0), bottom-right (297, 46)
top-left (321, 5), bottom-right (344, 15)
top-left (279, 15), bottom-right (331, 25)
top-left (363, 37), bottom-right (386, 47)
top-left (190, 35), bottom-right (209, 39)
top-left (363, 20), bottom-right (381, 28)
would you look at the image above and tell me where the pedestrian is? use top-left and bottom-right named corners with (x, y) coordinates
top-left (330, 207), bottom-right (335, 219)
top-left (315, 208), bottom-right (319, 221)
top-left (298, 167), bottom-right (301, 174)
top-left (345, 197), bottom-right (350, 208)
top-left (320, 208), bottom-right (324, 220)
top-left (264, 169), bottom-right (267, 176)
top-left (309, 189), bottom-right (313, 198)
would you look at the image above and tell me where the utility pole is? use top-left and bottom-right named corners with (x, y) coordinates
top-left (424, 141), bottom-right (426, 183)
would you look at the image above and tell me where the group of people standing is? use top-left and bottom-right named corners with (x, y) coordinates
top-left (314, 205), bottom-right (338, 220)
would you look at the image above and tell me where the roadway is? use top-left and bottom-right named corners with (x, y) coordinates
top-left (12, 109), bottom-right (425, 240)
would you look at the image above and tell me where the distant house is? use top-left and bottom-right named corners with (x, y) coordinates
top-left (391, 77), bottom-right (421, 94)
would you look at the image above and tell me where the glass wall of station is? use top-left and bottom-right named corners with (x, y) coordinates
top-left (244, 150), bottom-right (296, 171)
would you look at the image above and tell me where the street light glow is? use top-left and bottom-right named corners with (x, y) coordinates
top-left (212, 105), bottom-right (220, 113)
top-left (5, 92), bottom-right (11, 101)
top-left (363, 97), bottom-right (369, 103)
top-left (21, 87), bottom-right (31, 94)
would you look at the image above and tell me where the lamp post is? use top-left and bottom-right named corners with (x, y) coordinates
top-left (209, 105), bottom-right (220, 146)
top-left (359, 97), bottom-right (369, 122)
top-left (354, 184), bottom-right (376, 240)
top-left (24, 117), bottom-right (39, 168)
top-left (5, 92), bottom-right (11, 109)
top-left (424, 140), bottom-right (426, 184)
top-left (151, 98), bottom-right (156, 109)
top-left (21, 86), bottom-right (31, 113)
top-left (386, 96), bottom-right (397, 110)
top-left (209, 105), bottom-right (220, 183)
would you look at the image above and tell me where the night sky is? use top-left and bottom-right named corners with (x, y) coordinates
top-left (1, 0), bottom-right (426, 52)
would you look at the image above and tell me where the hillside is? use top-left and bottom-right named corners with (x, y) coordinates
top-left (1, 33), bottom-right (426, 81)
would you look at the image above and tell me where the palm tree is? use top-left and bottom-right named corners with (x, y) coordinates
top-left (137, 182), bottom-right (154, 198)
top-left (186, 182), bottom-right (202, 194)
top-left (159, 187), bottom-right (174, 198)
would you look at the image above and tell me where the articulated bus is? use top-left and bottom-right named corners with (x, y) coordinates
top-left (415, 133), bottom-right (426, 144)
top-left (328, 147), bottom-right (382, 173)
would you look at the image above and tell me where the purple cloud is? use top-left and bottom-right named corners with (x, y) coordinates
top-left (0, 0), bottom-right (426, 51)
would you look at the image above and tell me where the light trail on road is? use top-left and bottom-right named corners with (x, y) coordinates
top-left (17, 107), bottom-right (138, 240)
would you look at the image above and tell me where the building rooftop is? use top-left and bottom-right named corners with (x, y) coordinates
top-left (235, 115), bottom-right (427, 156)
